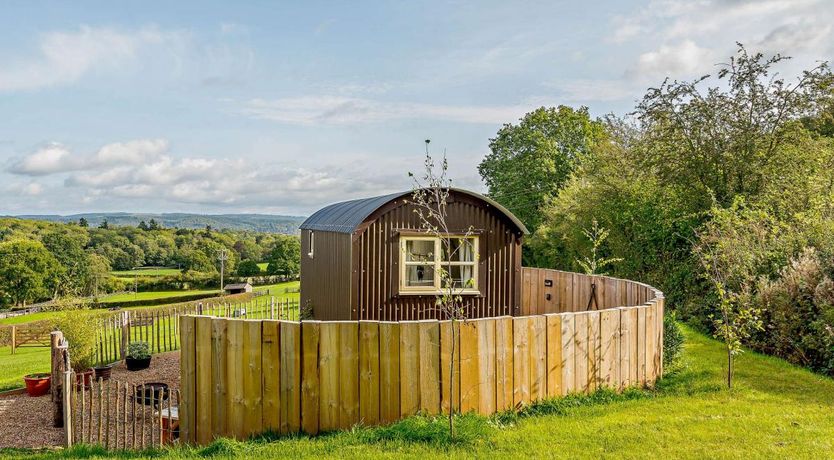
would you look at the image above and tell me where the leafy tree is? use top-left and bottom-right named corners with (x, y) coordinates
top-left (98, 219), bottom-right (109, 229)
top-left (0, 239), bottom-right (63, 306)
top-left (138, 220), bottom-right (149, 231)
top-left (266, 236), bottom-right (301, 279)
top-left (236, 260), bottom-right (262, 277)
top-left (78, 217), bottom-right (89, 227)
top-left (148, 219), bottom-right (161, 230)
top-left (478, 106), bottom-right (606, 235)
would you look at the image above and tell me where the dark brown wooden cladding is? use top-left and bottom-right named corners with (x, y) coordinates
top-left (300, 229), bottom-right (352, 320)
top-left (352, 192), bottom-right (523, 321)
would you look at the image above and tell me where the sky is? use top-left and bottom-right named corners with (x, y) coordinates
top-left (1, 0), bottom-right (833, 216)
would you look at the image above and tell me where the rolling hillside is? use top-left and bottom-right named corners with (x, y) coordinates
top-left (11, 213), bottom-right (306, 234)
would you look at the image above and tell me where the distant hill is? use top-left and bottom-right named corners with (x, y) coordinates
top-left (12, 213), bottom-right (306, 234)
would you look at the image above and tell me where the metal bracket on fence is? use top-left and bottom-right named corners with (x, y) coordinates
top-left (587, 283), bottom-right (599, 311)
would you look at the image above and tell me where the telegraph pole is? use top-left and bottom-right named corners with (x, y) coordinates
top-left (218, 249), bottom-right (228, 294)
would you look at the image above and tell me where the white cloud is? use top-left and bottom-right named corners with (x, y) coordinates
top-left (629, 40), bottom-right (715, 80)
top-left (238, 96), bottom-right (530, 125)
top-left (9, 139), bottom-right (168, 176)
top-left (0, 25), bottom-right (184, 92)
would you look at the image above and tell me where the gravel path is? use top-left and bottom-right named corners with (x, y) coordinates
top-left (0, 351), bottom-right (181, 449)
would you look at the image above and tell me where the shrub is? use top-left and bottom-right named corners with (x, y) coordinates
top-left (663, 312), bottom-right (684, 368)
top-left (127, 341), bottom-right (151, 360)
top-left (54, 302), bottom-right (98, 372)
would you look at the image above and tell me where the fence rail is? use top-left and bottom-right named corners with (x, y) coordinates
top-left (179, 269), bottom-right (665, 444)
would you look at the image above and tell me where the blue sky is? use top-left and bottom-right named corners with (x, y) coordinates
top-left (2, 0), bottom-right (832, 215)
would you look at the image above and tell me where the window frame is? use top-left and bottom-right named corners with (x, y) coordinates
top-left (399, 234), bottom-right (480, 295)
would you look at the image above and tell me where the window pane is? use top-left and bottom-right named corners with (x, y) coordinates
top-left (405, 239), bottom-right (435, 262)
top-left (404, 264), bottom-right (435, 287)
top-left (447, 264), bottom-right (476, 289)
top-left (442, 238), bottom-right (476, 262)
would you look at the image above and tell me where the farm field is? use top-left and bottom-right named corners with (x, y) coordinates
top-left (110, 268), bottom-right (183, 278)
top-left (99, 289), bottom-right (218, 303)
top-left (4, 325), bottom-right (833, 458)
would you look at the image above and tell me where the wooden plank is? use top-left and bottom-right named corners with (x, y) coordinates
top-left (301, 321), bottom-right (320, 435)
top-left (262, 320), bottom-right (281, 433)
top-left (418, 320), bottom-right (441, 415)
top-left (318, 322), bottom-right (340, 431)
top-left (211, 319), bottom-right (228, 438)
top-left (494, 317), bottom-right (514, 411)
top-left (399, 321), bottom-right (420, 417)
top-left (195, 316), bottom-right (213, 445)
top-left (529, 315), bottom-right (547, 402)
top-left (458, 321), bottom-right (479, 413)
top-left (339, 322), bottom-right (359, 429)
top-left (587, 311), bottom-right (601, 391)
top-left (226, 319), bottom-right (245, 439)
top-left (378, 322), bottom-right (400, 424)
top-left (600, 309), bottom-right (620, 390)
top-left (618, 308), bottom-right (632, 390)
top-left (573, 313), bottom-right (589, 394)
top-left (440, 320), bottom-right (460, 414)
top-left (645, 302), bottom-right (657, 386)
top-left (559, 313), bottom-right (576, 395)
top-left (279, 321), bottom-right (301, 433)
top-left (637, 306), bottom-right (647, 387)
top-left (359, 321), bottom-right (380, 425)
top-left (657, 297), bottom-right (665, 378)
top-left (476, 319), bottom-right (496, 415)
top-left (512, 317), bottom-right (530, 408)
top-left (545, 314), bottom-right (562, 398)
top-left (179, 315), bottom-right (196, 443)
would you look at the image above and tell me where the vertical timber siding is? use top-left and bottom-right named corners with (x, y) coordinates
top-left (179, 269), bottom-right (664, 444)
top-left (300, 230), bottom-right (352, 320)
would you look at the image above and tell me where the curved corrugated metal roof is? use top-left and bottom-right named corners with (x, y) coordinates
top-left (300, 188), bottom-right (529, 235)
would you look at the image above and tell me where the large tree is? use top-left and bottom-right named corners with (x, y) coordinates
top-left (478, 105), bottom-right (606, 234)
top-left (0, 239), bottom-right (63, 306)
top-left (266, 236), bottom-right (301, 279)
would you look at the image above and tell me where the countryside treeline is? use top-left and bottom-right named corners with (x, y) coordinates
top-left (0, 217), bottom-right (300, 307)
top-left (480, 46), bottom-right (834, 377)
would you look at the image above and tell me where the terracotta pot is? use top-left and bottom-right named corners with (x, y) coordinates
top-left (75, 369), bottom-right (94, 386)
top-left (23, 373), bottom-right (51, 397)
top-left (126, 356), bottom-right (151, 371)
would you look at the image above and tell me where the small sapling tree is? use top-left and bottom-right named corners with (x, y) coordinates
top-left (575, 218), bottom-right (622, 275)
top-left (408, 140), bottom-right (476, 438)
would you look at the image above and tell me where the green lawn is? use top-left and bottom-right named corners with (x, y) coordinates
top-left (110, 268), bottom-right (182, 277)
top-left (4, 324), bottom-right (833, 458)
top-left (99, 289), bottom-right (218, 303)
top-left (0, 346), bottom-right (50, 392)
top-left (257, 262), bottom-right (269, 272)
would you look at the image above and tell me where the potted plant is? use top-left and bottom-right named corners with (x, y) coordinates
top-left (126, 341), bottom-right (152, 371)
top-left (54, 306), bottom-right (98, 386)
top-left (23, 373), bottom-right (51, 397)
top-left (94, 363), bottom-right (114, 380)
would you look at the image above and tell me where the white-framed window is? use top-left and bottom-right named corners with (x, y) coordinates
top-left (399, 235), bottom-right (479, 294)
top-left (308, 231), bottom-right (315, 259)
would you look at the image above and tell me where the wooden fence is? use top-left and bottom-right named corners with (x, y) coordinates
top-left (93, 296), bottom-right (300, 366)
top-left (178, 269), bottom-right (664, 444)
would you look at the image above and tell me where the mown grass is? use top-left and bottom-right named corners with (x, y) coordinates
top-left (0, 346), bottom-right (50, 392)
top-left (100, 290), bottom-right (218, 303)
top-left (3, 324), bottom-right (832, 459)
top-left (110, 268), bottom-right (183, 278)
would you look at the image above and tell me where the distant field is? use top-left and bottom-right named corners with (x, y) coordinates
top-left (100, 289), bottom-right (217, 303)
top-left (255, 281), bottom-right (299, 299)
top-left (257, 262), bottom-right (269, 272)
top-left (110, 268), bottom-right (182, 277)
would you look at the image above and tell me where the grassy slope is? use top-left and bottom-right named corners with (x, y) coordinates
top-left (5, 325), bottom-right (833, 459)
top-left (100, 290), bottom-right (218, 303)
top-left (0, 346), bottom-right (50, 392)
top-left (110, 268), bottom-right (182, 277)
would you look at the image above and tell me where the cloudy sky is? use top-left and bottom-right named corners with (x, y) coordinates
top-left (2, 0), bottom-right (832, 216)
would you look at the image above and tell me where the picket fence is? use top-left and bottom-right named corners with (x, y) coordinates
top-left (178, 268), bottom-right (665, 444)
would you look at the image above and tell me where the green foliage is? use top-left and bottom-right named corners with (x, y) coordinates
top-left (237, 260), bottom-right (262, 277)
top-left (663, 313), bottom-right (684, 369)
top-left (0, 239), bottom-right (63, 306)
top-left (266, 236), bottom-right (301, 279)
top-left (126, 341), bottom-right (151, 360)
top-left (574, 219), bottom-right (622, 275)
top-left (54, 304), bottom-right (98, 372)
top-left (478, 105), bottom-right (606, 235)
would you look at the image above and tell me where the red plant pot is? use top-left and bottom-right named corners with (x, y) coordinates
top-left (23, 373), bottom-right (51, 397)
top-left (75, 369), bottom-right (94, 387)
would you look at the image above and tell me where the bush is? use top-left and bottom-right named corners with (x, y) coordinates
top-left (54, 303), bottom-right (98, 372)
top-left (127, 341), bottom-right (151, 360)
top-left (663, 312), bottom-right (684, 368)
